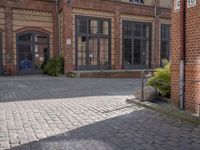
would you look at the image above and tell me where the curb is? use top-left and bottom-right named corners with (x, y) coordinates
top-left (127, 98), bottom-right (200, 125)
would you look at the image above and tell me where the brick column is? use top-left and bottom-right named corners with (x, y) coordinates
top-left (153, 0), bottom-right (160, 68)
top-left (113, 10), bottom-right (122, 70)
top-left (63, 2), bottom-right (75, 73)
top-left (53, 9), bottom-right (59, 56)
top-left (5, 6), bottom-right (15, 75)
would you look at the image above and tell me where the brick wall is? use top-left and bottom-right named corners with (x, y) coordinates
top-left (0, 7), bottom-right (5, 66)
top-left (12, 9), bottom-right (54, 62)
top-left (60, 0), bottom-right (171, 73)
top-left (0, 0), bottom-right (56, 75)
top-left (171, 0), bottom-right (200, 113)
top-left (0, 0), bottom-right (171, 75)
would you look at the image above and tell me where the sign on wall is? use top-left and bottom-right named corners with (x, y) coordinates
top-left (174, 0), bottom-right (180, 12)
top-left (174, 0), bottom-right (197, 12)
top-left (187, 0), bottom-right (197, 8)
top-left (66, 39), bottom-right (72, 46)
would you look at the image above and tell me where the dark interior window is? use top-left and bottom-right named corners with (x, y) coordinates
top-left (161, 24), bottom-right (170, 64)
top-left (123, 21), bottom-right (151, 69)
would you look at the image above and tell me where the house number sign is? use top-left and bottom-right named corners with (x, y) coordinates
top-left (174, 0), bottom-right (197, 12)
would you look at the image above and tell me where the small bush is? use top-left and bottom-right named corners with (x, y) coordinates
top-left (148, 60), bottom-right (171, 97)
top-left (43, 56), bottom-right (64, 76)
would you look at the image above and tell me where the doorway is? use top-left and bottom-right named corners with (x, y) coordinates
top-left (17, 31), bottom-right (49, 75)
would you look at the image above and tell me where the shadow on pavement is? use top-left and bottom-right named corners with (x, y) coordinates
top-left (8, 108), bottom-right (199, 150)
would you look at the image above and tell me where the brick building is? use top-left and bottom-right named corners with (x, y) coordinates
top-left (171, 0), bottom-right (200, 114)
top-left (0, 0), bottom-right (171, 75)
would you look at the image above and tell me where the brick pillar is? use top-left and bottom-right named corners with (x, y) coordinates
top-left (171, 0), bottom-right (200, 113)
top-left (63, 3), bottom-right (75, 73)
top-left (153, 0), bottom-right (160, 68)
top-left (5, 6), bottom-right (15, 75)
top-left (53, 8), bottom-right (59, 56)
top-left (113, 10), bottom-right (122, 70)
top-left (171, 0), bottom-right (181, 109)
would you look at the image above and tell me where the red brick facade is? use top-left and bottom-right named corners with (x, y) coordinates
top-left (171, 0), bottom-right (200, 113)
top-left (0, 0), bottom-right (56, 75)
top-left (0, 0), bottom-right (171, 75)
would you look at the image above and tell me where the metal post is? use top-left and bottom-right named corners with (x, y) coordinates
top-left (179, 60), bottom-right (184, 110)
top-left (141, 71), bottom-right (144, 101)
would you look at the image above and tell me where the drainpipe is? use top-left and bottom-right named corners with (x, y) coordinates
top-left (153, 0), bottom-right (159, 69)
top-left (179, 0), bottom-right (186, 110)
top-left (56, 0), bottom-right (60, 55)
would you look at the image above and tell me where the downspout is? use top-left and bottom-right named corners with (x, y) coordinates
top-left (154, 0), bottom-right (158, 68)
top-left (179, 0), bottom-right (186, 110)
top-left (56, 0), bottom-right (60, 55)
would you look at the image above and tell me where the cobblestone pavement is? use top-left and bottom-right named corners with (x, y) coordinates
top-left (0, 76), bottom-right (200, 150)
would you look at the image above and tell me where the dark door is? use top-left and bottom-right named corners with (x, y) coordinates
top-left (17, 31), bottom-right (49, 75)
top-left (0, 32), bottom-right (3, 75)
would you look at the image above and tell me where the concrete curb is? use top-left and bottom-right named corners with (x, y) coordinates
top-left (127, 98), bottom-right (200, 125)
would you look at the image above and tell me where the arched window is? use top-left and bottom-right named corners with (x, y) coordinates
top-left (17, 31), bottom-right (49, 74)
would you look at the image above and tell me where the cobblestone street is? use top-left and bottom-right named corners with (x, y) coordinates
top-left (0, 76), bottom-right (200, 150)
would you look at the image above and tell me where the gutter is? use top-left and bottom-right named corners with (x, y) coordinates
top-left (179, 0), bottom-right (186, 110)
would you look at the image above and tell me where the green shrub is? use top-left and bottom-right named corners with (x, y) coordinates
top-left (148, 60), bottom-right (171, 97)
top-left (43, 56), bottom-right (64, 76)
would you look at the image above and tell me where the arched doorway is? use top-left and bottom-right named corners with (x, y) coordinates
top-left (17, 31), bottom-right (49, 75)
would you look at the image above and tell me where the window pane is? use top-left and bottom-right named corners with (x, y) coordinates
top-left (161, 41), bottom-right (169, 60)
top-left (34, 44), bottom-right (48, 70)
top-left (78, 18), bottom-right (87, 34)
top-left (99, 21), bottom-right (109, 35)
top-left (134, 24), bottom-right (141, 37)
top-left (78, 36), bottom-right (87, 65)
top-left (133, 39), bottom-right (141, 65)
top-left (89, 20), bottom-right (97, 34)
top-left (142, 24), bottom-right (150, 38)
top-left (124, 39), bottom-right (132, 66)
top-left (34, 34), bottom-right (48, 43)
top-left (161, 24), bottom-right (170, 62)
top-left (100, 38), bottom-right (109, 65)
top-left (124, 22), bottom-right (132, 36)
top-left (18, 44), bottom-right (33, 70)
top-left (18, 33), bottom-right (32, 42)
top-left (88, 38), bottom-right (98, 65)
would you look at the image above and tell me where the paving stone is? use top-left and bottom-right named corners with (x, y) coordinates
top-left (0, 77), bottom-right (199, 150)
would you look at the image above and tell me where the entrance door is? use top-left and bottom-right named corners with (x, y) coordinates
top-left (76, 16), bottom-right (111, 70)
top-left (17, 31), bottom-right (49, 75)
top-left (123, 21), bottom-right (151, 69)
top-left (0, 32), bottom-right (3, 75)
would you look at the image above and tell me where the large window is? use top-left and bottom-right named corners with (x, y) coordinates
top-left (17, 31), bottom-right (49, 75)
top-left (123, 21), bottom-right (151, 69)
top-left (76, 16), bottom-right (111, 70)
top-left (160, 24), bottom-right (170, 63)
top-left (0, 32), bottom-right (2, 75)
